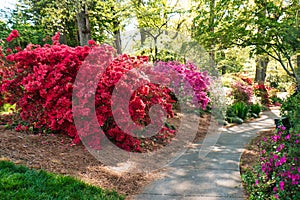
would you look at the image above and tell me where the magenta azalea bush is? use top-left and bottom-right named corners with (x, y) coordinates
top-left (242, 126), bottom-right (300, 199)
top-left (154, 61), bottom-right (210, 109)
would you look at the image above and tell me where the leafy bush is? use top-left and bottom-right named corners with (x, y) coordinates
top-left (231, 81), bottom-right (253, 104)
top-left (250, 103), bottom-right (261, 116)
top-left (226, 102), bottom-right (249, 120)
top-left (242, 126), bottom-right (300, 199)
top-left (281, 92), bottom-right (300, 131)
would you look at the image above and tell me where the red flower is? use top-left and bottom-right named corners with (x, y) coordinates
top-left (88, 40), bottom-right (96, 46)
top-left (6, 30), bottom-right (19, 42)
top-left (52, 32), bottom-right (60, 44)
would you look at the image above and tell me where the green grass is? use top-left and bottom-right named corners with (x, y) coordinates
top-left (0, 161), bottom-right (125, 200)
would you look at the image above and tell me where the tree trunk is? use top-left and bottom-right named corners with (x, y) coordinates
top-left (140, 27), bottom-right (146, 46)
top-left (60, 30), bottom-right (68, 44)
top-left (209, 0), bottom-right (216, 67)
top-left (76, 3), bottom-right (91, 46)
top-left (255, 56), bottom-right (269, 83)
top-left (113, 21), bottom-right (122, 54)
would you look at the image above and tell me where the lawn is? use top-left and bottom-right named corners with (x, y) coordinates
top-left (0, 161), bottom-right (125, 200)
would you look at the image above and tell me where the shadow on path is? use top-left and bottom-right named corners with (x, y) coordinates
top-left (133, 109), bottom-right (280, 200)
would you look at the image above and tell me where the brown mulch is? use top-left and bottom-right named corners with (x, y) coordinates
top-left (0, 113), bottom-right (211, 199)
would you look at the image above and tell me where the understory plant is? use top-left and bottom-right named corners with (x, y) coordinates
top-left (250, 103), bottom-right (261, 117)
top-left (227, 101), bottom-right (249, 120)
top-left (253, 83), bottom-right (271, 105)
top-left (280, 92), bottom-right (300, 132)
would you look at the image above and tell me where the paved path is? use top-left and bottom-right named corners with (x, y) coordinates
top-left (134, 109), bottom-right (280, 200)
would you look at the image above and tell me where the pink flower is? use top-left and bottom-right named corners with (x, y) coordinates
top-left (285, 134), bottom-right (290, 140)
top-left (276, 144), bottom-right (284, 152)
top-left (279, 181), bottom-right (284, 191)
top-left (52, 32), bottom-right (60, 44)
top-left (280, 156), bottom-right (286, 164)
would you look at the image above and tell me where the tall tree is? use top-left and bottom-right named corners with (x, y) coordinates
top-left (192, 0), bottom-right (244, 65)
top-left (240, 0), bottom-right (300, 87)
top-left (130, 0), bottom-right (190, 61)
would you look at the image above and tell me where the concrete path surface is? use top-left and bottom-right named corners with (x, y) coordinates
top-left (134, 109), bottom-right (280, 200)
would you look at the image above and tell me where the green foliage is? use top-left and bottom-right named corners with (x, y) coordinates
top-left (250, 103), bottom-right (261, 116)
top-left (137, 48), bottom-right (186, 63)
top-left (215, 47), bottom-right (249, 74)
top-left (226, 116), bottom-right (243, 124)
top-left (226, 102), bottom-right (249, 120)
top-left (0, 104), bottom-right (15, 114)
top-left (0, 20), bottom-right (10, 41)
top-left (0, 161), bottom-right (125, 200)
top-left (280, 92), bottom-right (300, 132)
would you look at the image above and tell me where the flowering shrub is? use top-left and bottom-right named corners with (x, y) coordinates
top-left (92, 55), bottom-right (177, 151)
top-left (1, 30), bottom-right (211, 151)
top-left (253, 83), bottom-right (271, 105)
top-left (154, 61), bottom-right (210, 109)
top-left (241, 77), bottom-right (253, 85)
top-left (242, 126), bottom-right (300, 199)
top-left (231, 81), bottom-right (253, 104)
top-left (1, 32), bottom-right (92, 143)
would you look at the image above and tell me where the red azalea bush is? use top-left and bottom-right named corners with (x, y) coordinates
top-left (1, 32), bottom-right (91, 143)
top-left (253, 83), bottom-right (271, 105)
top-left (1, 30), bottom-right (210, 151)
top-left (93, 55), bottom-right (177, 151)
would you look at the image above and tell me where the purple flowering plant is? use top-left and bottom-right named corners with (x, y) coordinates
top-left (242, 125), bottom-right (300, 199)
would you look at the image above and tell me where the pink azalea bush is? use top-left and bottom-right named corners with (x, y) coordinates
top-left (231, 81), bottom-right (253, 104)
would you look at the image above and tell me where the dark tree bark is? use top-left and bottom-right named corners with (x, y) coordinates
top-left (76, 3), bottom-right (91, 46)
top-left (255, 56), bottom-right (269, 83)
top-left (113, 21), bottom-right (122, 54)
top-left (140, 27), bottom-right (146, 46)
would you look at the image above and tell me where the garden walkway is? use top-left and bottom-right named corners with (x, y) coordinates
top-left (134, 109), bottom-right (280, 200)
